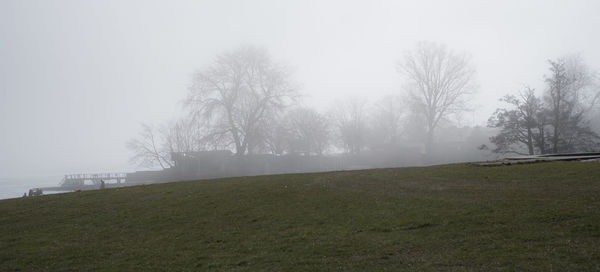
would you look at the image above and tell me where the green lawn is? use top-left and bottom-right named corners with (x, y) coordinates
top-left (2, 162), bottom-right (600, 271)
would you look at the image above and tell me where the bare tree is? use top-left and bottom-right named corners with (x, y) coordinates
top-left (128, 116), bottom-right (219, 169)
top-left (286, 107), bottom-right (330, 155)
top-left (488, 56), bottom-right (599, 155)
top-left (127, 123), bottom-right (174, 169)
top-left (263, 113), bottom-right (292, 156)
top-left (262, 107), bottom-right (330, 156)
top-left (397, 42), bottom-right (476, 154)
top-left (331, 97), bottom-right (369, 154)
top-left (488, 88), bottom-right (543, 155)
top-left (186, 46), bottom-right (297, 156)
top-left (368, 95), bottom-right (405, 150)
top-left (544, 55), bottom-right (599, 153)
top-left (163, 117), bottom-right (219, 155)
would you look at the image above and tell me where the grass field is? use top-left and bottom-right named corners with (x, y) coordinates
top-left (1, 162), bottom-right (600, 271)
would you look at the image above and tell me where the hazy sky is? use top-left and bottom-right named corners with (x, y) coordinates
top-left (1, 0), bottom-right (599, 178)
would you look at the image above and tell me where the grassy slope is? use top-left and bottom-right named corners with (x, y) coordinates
top-left (1, 162), bottom-right (600, 271)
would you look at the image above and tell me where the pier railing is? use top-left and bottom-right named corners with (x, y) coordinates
top-left (60, 173), bottom-right (127, 186)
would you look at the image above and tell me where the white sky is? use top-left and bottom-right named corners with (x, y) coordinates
top-left (1, 0), bottom-right (599, 178)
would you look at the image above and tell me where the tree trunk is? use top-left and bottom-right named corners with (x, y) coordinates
top-left (425, 129), bottom-right (434, 156)
top-left (539, 126), bottom-right (546, 154)
top-left (526, 127), bottom-right (534, 155)
top-left (552, 90), bottom-right (561, 154)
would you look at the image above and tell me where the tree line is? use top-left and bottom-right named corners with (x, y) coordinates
top-left (128, 43), bottom-right (599, 169)
top-left (486, 56), bottom-right (600, 155)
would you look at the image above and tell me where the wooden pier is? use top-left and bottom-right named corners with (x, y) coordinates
top-left (60, 173), bottom-right (127, 187)
top-left (27, 172), bottom-right (130, 194)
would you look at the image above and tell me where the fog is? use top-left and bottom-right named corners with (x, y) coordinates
top-left (1, 0), bottom-right (600, 196)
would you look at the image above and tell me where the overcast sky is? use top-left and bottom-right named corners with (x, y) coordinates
top-left (1, 0), bottom-right (599, 178)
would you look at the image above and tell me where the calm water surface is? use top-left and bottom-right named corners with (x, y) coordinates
top-left (0, 175), bottom-right (64, 200)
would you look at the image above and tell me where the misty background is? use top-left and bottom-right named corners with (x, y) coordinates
top-left (1, 0), bottom-right (600, 197)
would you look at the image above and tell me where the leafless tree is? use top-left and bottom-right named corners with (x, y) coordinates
top-left (368, 95), bottom-right (405, 150)
top-left (397, 41), bottom-right (476, 154)
top-left (263, 113), bottom-right (292, 156)
top-left (163, 117), bottom-right (219, 154)
top-left (488, 55), bottom-right (599, 155)
top-left (488, 88), bottom-right (543, 155)
top-left (128, 116), bottom-right (220, 169)
top-left (331, 97), bottom-right (369, 154)
top-left (186, 46), bottom-right (297, 156)
top-left (286, 107), bottom-right (330, 155)
top-left (544, 55), bottom-right (599, 153)
top-left (127, 123), bottom-right (174, 169)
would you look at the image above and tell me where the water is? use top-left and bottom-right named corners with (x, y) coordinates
top-left (0, 175), bottom-right (64, 200)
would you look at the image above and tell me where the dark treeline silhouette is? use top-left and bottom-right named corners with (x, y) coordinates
top-left (487, 55), bottom-right (600, 155)
top-left (127, 45), bottom-right (599, 182)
